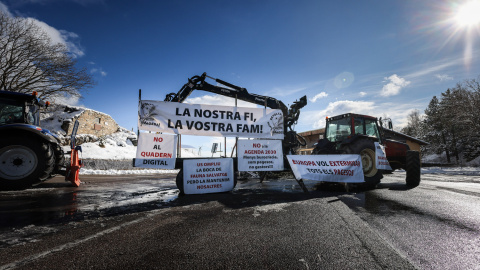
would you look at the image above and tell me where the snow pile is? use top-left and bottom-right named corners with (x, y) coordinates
top-left (421, 167), bottom-right (480, 176)
top-left (41, 104), bottom-right (86, 137)
top-left (423, 153), bottom-right (480, 167)
top-left (71, 127), bottom-right (137, 159)
top-left (40, 103), bottom-right (199, 175)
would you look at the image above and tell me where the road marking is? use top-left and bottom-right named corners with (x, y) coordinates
top-left (0, 209), bottom-right (167, 270)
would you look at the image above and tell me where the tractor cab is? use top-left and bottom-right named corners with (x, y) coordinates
top-left (325, 113), bottom-right (383, 146)
top-left (0, 91), bottom-right (43, 126)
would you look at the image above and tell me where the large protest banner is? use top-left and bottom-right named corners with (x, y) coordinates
top-left (287, 154), bottom-right (364, 183)
top-left (183, 158), bottom-right (235, 194)
top-left (134, 132), bottom-right (176, 169)
top-left (138, 100), bottom-right (284, 139)
top-left (237, 139), bottom-right (283, 171)
top-left (374, 142), bottom-right (392, 170)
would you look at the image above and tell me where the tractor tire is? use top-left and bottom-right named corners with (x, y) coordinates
top-left (176, 168), bottom-right (185, 195)
top-left (343, 138), bottom-right (383, 188)
top-left (0, 136), bottom-right (55, 190)
top-left (405, 150), bottom-right (421, 187)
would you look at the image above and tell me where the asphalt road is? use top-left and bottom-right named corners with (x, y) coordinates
top-left (0, 171), bottom-right (479, 269)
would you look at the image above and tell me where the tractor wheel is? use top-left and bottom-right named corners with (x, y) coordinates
top-left (0, 136), bottom-right (55, 190)
top-left (405, 150), bottom-right (421, 187)
top-left (344, 138), bottom-right (383, 188)
top-left (39, 142), bottom-right (56, 181)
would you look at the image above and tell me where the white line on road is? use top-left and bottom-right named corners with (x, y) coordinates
top-left (0, 209), bottom-right (167, 270)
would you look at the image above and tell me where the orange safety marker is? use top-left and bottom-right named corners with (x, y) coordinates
top-left (65, 120), bottom-right (82, 187)
top-left (66, 146), bottom-right (82, 187)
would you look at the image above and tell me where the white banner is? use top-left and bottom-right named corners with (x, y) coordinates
top-left (375, 142), bottom-right (392, 170)
top-left (134, 132), bottom-right (176, 169)
top-left (183, 158), bottom-right (235, 194)
top-left (138, 100), bottom-right (284, 139)
top-left (287, 155), bottom-right (365, 183)
top-left (237, 139), bottom-right (284, 171)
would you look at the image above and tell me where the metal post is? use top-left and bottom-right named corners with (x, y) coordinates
top-left (235, 94), bottom-right (238, 158)
top-left (137, 89), bottom-right (141, 138)
top-left (178, 134), bottom-right (181, 158)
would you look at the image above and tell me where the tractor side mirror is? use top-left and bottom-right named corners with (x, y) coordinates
top-left (388, 120), bottom-right (393, 130)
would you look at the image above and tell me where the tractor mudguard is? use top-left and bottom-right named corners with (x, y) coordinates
top-left (0, 124), bottom-right (61, 145)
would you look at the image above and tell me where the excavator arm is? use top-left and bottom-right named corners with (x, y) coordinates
top-left (164, 73), bottom-right (307, 133)
top-left (165, 73), bottom-right (309, 192)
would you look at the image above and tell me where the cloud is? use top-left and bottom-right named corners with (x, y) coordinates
top-left (52, 94), bottom-right (82, 106)
top-left (185, 95), bottom-right (260, 108)
top-left (90, 67), bottom-right (107, 77)
top-left (296, 97), bottom-right (429, 134)
top-left (305, 100), bottom-right (376, 129)
top-left (359, 91), bottom-right (367, 97)
top-left (0, 2), bottom-right (12, 16)
top-left (1, 3), bottom-right (85, 58)
top-left (380, 74), bottom-right (411, 97)
top-left (309, 92), bottom-right (328, 102)
top-left (266, 86), bottom-right (306, 97)
top-left (434, 74), bottom-right (453, 81)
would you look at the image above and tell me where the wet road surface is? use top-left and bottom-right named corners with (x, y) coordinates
top-left (339, 172), bottom-right (480, 270)
top-left (0, 171), bottom-right (479, 269)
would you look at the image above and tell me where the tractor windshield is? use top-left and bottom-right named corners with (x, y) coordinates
top-left (0, 98), bottom-right (25, 125)
top-left (365, 118), bottom-right (380, 139)
top-left (353, 116), bottom-right (381, 139)
top-left (325, 117), bottom-right (351, 142)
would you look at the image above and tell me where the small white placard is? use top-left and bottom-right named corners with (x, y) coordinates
top-left (237, 139), bottom-right (284, 171)
top-left (134, 132), bottom-right (176, 169)
top-left (183, 158), bottom-right (234, 194)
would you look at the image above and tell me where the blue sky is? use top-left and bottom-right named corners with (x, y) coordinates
top-left (1, 0), bottom-right (479, 154)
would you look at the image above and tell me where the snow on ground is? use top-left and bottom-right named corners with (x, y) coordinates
top-left (421, 167), bottom-right (480, 176)
top-left (42, 104), bottom-right (480, 176)
top-left (74, 132), bottom-right (480, 176)
top-left (72, 130), bottom-right (198, 175)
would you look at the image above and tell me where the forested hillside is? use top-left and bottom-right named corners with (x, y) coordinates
top-left (402, 76), bottom-right (480, 165)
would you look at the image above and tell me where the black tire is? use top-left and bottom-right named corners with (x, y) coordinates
top-left (343, 138), bottom-right (383, 188)
top-left (176, 168), bottom-right (185, 195)
top-left (0, 136), bottom-right (55, 190)
top-left (53, 144), bottom-right (66, 173)
top-left (39, 142), bottom-right (55, 181)
top-left (405, 150), bottom-right (421, 187)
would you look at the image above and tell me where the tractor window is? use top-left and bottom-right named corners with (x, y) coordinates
top-left (365, 118), bottom-right (380, 139)
top-left (325, 117), bottom-right (351, 142)
top-left (354, 117), bottom-right (365, 135)
top-left (25, 104), bottom-right (39, 125)
top-left (0, 99), bottom-right (25, 125)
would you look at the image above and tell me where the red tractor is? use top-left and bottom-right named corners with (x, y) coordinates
top-left (312, 113), bottom-right (421, 188)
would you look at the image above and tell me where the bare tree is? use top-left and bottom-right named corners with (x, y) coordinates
top-left (0, 11), bottom-right (94, 100)
top-left (401, 109), bottom-right (422, 138)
